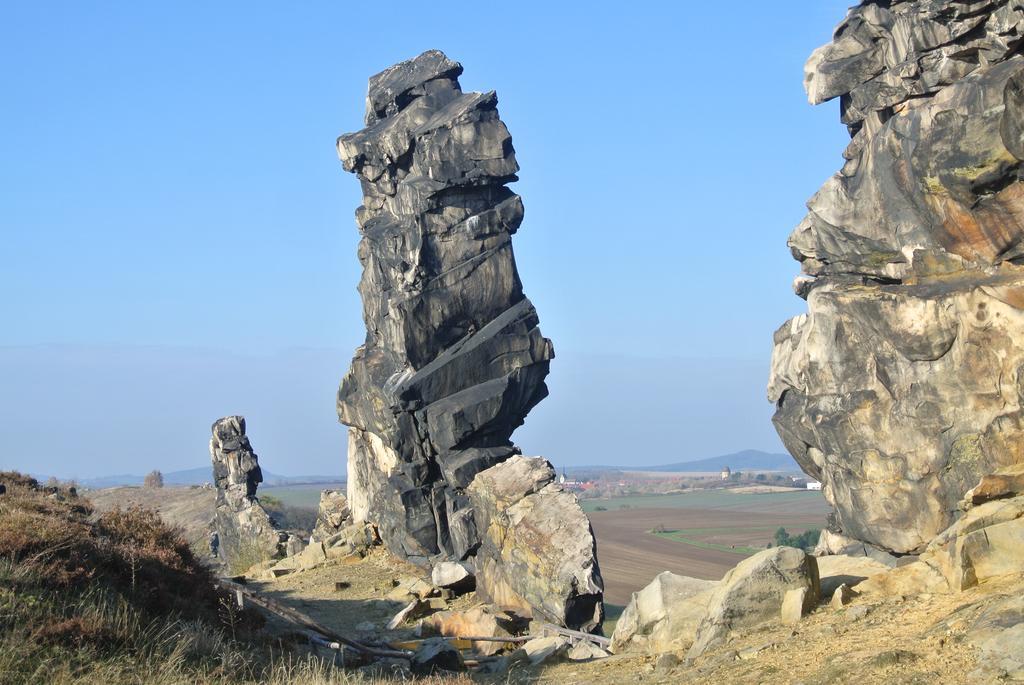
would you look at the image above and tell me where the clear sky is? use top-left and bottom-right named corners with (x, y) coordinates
top-left (1, 1), bottom-right (852, 478)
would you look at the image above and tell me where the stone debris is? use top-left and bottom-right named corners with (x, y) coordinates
top-left (769, 0), bottom-right (1024, 556)
top-left (209, 416), bottom-right (287, 567)
top-left (417, 606), bottom-right (521, 657)
top-left (516, 635), bottom-right (570, 665)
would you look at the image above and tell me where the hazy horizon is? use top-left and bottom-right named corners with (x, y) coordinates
top-left (2, 2), bottom-right (851, 479)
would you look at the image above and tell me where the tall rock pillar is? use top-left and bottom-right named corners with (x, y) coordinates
top-left (335, 50), bottom-right (554, 566)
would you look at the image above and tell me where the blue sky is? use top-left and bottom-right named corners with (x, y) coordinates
top-left (1, 2), bottom-right (852, 477)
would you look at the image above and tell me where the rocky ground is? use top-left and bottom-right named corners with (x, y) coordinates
top-left (238, 542), bottom-right (1018, 684)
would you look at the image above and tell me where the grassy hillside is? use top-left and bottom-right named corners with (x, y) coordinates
top-left (0, 471), bottom-right (402, 684)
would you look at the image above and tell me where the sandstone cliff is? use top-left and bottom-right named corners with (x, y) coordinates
top-left (769, 0), bottom-right (1024, 554)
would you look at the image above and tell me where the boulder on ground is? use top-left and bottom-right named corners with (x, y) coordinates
top-left (517, 636), bottom-right (570, 665)
top-left (687, 547), bottom-right (819, 658)
top-left (855, 559), bottom-right (948, 596)
top-left (816, 554), bottom-right (891, 597)
top-left (418, 606), bottom-right (521, 656)
top-left (431, 561), bottom-right (474, 594)
top-left (567, 641), bottom-right (610, 661)
top-left (609, 571), bottom-right (717, 654)
top-left (468, 456), bottom-right (604, 632)
top-left (410, 638), bottom-right (464, 674)
top-left (781, 587), bottom-right (810, 625)
top-left (830, 583), bottom-right (856, 609)
top-left (921, 495), bottom-right (1024, 591)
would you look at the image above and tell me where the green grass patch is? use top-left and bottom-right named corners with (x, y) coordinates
top-left (650, 529), bottom-right (764, 555)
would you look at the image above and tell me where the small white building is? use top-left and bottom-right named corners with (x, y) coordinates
top-left (720, 466), bottom-right (731, 480)
top-left (806, 480), bottom-right (822, 491)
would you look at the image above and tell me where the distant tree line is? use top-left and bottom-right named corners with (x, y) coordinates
top-left (771, 526), bottom-right (820, 550)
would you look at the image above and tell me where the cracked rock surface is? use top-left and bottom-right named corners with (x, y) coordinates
top-left (770, 0), bottom-right (1024, 554)
top-left (334, 51), bottom-right (548, 556)
top-left (334, 50), bottom-right (602, 630)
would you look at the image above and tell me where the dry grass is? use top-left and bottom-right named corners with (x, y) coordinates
top-left (0, 471), bottom-right (477, 684)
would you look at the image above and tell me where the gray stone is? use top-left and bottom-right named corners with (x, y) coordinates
top-left (654, 652), bottom-right (680, 672)
top-left (567, 641), bottom-right (610, 661)
top-left (518, 636), bottom-right (570, 665)
top-left (468, 455), bottom-right (604, 632)
top-left (209, 416), bottom-right (286, 568)
top-left (430, 561), bottom-right (474, 593)
top-left (687, 547), bottom-right (819, 658)
top-left (311, 489), bottom-right (350, 543)
top-left (410, 638), bottom-right (465, 674)
top-left (770, 1), bottom-right (1024, 556)
top-left (335, 49), bottom-right (553, 569)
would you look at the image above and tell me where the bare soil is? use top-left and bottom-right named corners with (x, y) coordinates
top-left (590, 504), bottom-right (827, 605)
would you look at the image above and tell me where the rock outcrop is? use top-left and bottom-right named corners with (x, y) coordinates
top-left (209, 416), bottom-right (286, 566)
top-left (311, 489), bottom-right (351, 543)
top-left (769, 0), bottom-right (1024, 555)
top-left (335, 50), bottom-right (603, 631)
top-left (335, 49), bottom-right (554, 567)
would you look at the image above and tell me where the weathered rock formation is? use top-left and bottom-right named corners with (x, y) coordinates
top-left (769, 0), bottom-right (1024, 554)
top-left (687, 547), bottom-right (820, 658)
top-left (209, 416), bottom-right (286, 565)
top-left (335, 50), bottom-right (603, 631)
top-left (311, 489), bottom-right (351, 543)
top-left (335, 49), bottom-right (554, 566)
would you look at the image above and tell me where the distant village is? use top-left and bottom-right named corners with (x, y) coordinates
top-left (557, 466), bottom-right (821, 499)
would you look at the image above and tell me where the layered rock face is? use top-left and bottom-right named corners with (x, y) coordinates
top-left (335, 50), bottom-right (554, 565)
top-left (467, 456), bottom-right (604, 632)
top-left (769, 1), bottom-right (1024, 554)
top-left (209, 416), bottom-right (286, 565)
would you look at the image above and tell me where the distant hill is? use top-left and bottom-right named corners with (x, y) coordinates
top-left (61, 467), bottom-right (342, 489)
top-left (643, 450), bottom-right (800, 473)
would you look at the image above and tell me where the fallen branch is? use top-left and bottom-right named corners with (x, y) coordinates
top-left (539, 622), bottom-right (611, 648)
top-left (216, 578), bottom-right (412, 660)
